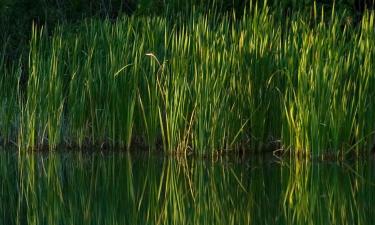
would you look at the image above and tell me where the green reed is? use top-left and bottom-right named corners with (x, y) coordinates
top-left (282, 8), bottom-right (375, 157)
top-left (0, 41), bottom-right (21, 146)
top-left (1, 2), bottom-right (374, 157)
top-left (64, 19), bottom-right (143, 149)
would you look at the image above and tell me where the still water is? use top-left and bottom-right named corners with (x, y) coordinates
top-left (0, 150), bottom-right (374, 225)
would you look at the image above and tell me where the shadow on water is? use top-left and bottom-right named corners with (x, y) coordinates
top-left (0, 150), bottom-right (374, 225)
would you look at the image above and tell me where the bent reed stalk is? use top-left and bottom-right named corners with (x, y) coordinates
top-left (1, 3), bottom-right (375, 158)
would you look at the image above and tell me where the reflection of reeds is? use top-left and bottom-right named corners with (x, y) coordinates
top-left (1, 152), bottom-right (375, 224)
top-left (1, 4), bottom-right (374, 157)
top-left (282, 160), bottom-right (374, 225)
top-left (283, 161), bottom-right (314, 224)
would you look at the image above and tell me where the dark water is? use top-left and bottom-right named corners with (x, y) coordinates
top-left (0, 150), bottom-right (374, 225)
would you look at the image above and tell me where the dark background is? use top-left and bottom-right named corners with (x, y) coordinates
top-left (1, 0), bottom-right (374, 63)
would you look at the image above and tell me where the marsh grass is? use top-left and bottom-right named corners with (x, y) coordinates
top-left (1, 2), bottom-right (375, 157)
top-left (282, 8), bottom-right (375, 158)
top-left (0, 41), bottom-right (21, 146)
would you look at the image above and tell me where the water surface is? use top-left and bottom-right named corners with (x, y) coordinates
top-left (0, 150), bottom-right (374, 225)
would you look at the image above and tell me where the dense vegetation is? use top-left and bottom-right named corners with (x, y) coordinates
top-left (1, 0), bottom-right (375, 158)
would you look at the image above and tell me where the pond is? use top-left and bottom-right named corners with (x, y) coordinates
top-left (0, 150), bottom-right (374, 225)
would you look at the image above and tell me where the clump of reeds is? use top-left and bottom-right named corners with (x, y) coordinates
top-left (1, 2), bottom-right (374, 158)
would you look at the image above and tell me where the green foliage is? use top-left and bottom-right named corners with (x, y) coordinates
top-left (1, 2), bottom-right (375, 157)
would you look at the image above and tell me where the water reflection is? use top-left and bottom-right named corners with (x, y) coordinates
top-left (0, 151), bottom-right (374, 225)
